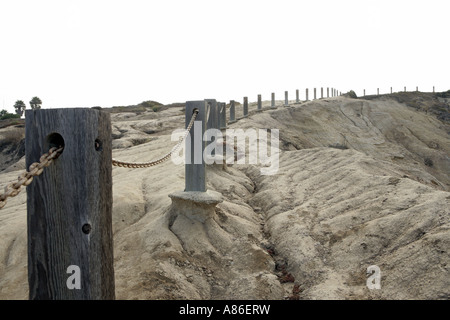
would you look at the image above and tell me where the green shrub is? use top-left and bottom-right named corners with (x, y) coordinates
top-left (0, 111), bottom-right (20, 120)
top-left (346, 90), bottom-right (357, 99)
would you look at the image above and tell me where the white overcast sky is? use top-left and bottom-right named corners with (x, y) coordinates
top-left (0, 0), bottom-right (448, 112)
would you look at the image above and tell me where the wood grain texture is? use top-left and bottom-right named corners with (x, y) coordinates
top-left (26, 108), bottom-right (114, 300)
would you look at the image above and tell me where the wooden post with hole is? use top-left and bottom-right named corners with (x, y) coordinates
top-left (26, 108), bottom-right (114, 300)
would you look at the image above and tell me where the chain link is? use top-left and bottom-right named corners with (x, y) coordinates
top-left (0, 146), bottom-right (63, 210)
top-left (112, 109), bottom-right (199, 168)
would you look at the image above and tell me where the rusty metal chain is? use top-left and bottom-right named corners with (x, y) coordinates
top-left (112, 109), bottom-right (198, 168)
top-left (0, 146), bottom-right (64, 210)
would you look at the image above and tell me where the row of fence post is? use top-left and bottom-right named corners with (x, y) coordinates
top-left (363, 86), bottom-right (436, 96)
top-left (26, 85), bottom-right (343, 299)
top-left (184, 85), bottom-right (341, 189)
top-left (205, 87), bottom-right (343, 126)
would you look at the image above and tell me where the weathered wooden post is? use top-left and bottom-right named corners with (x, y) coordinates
top-left (257, 94), bottom-right (262, 111)
top-left (327, 87), bottom-right (329, 98)
top-left (185, 101), bottom-right (207, 192)
top-left (284, 91), bottom-right (288, 106)
top-left (314, 88), bottom-right (316, 100)
top-left (321, 87), bottom-right (323, 99)
top-left (296, 89), bottom-right (299, 103)
top-left (271, 93), bottom-right (275, 108)
top-left (229, 100), bottom-right (236, 123)
top-left (243, 97), bottom-right (248, 117)
top-left (26, 108), bottom-right (115, 300)
top-left (306, 88), bottom-right (309, 101)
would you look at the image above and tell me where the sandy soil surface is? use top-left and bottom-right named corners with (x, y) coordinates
top-left (0, 94), bottom-right (449, 299)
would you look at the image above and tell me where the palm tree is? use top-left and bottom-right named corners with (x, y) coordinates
top-left (14, 100), bottom-right (26, 116)
top-left (30, 96), bottom-right (42, 110)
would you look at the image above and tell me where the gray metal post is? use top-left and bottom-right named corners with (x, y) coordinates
top-left (185, 101), bottom-right (207, 192)
top-left (284, 91), bottom-right (288, 106)
top-left (229, 100), bottom-right (236, 123)
top-left (296, 89), bottom-right (299, 103)
top-left (314, 88), bottom-right (316, 100)
top-left (205, 99), bottom-right (218, 131)
top-left (219, 102), bottom-right (227, 129)
top-left (321, 87), bottom-right (323, 99)
top-left (257, 94), bottom-right (262, 111)
top-left (377, 88), bottom-right (379, 96)
top-left (243, 97), bottom-right (248, 117)
top-left (327, 87), bottom-right (329, 98)
top-left (363, 89), bottom-right (365, 96)
top-left (306, 88), bottom-right (309, 101)
top-left (271, 93), bottom-right (275, 108)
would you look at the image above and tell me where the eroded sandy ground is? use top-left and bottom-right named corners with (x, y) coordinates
top-left (0, 95), bottom-right (449, 299)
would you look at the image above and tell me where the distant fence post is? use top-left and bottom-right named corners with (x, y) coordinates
top-left (416, 86), bottom-right (418, 92)
top-left (296, 89), bottom-right (299, 103)
top-left (205, 99), bottom-right (218, 131)
top-left (321, 87), bottom-right (323, 99)
top-left (257, 94), bottom-right (262, 111)
top-left (185, 101), bottom-right (207, 192)
top-left (377, 88), bottom-right (379, 96)
top-left (433, 86), bottom-right (435, 93)
top-left (391, 87), bottom-right (392, 94)
top-left (306, 88), bottom-right (309, 101)
top-left (271, 93), bottom-right (275, 108)
top-left (219, 102), bottom-right (227, 129)
top-left (327, 87), bottom-right (329, 98)
top-left (243, 97), bottom-right (248, 117)
top-left (205, 99), bottom-right (218, 155)
top-left (26, 108), bottom-right (115, 300)
top-left (363, 89), bottom-right (365, 96)
top-left (404, 86), bottom-right (406, 92)
top-left (314, 88), bottom-right (316, 100)
top-left (284, 91), bottom-right (288, 106)
top-left (229, 100), bottom-right (236, 123)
